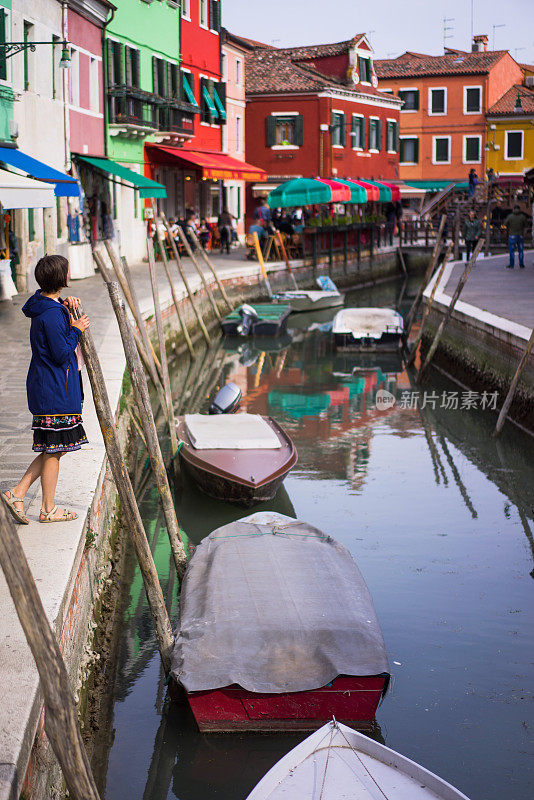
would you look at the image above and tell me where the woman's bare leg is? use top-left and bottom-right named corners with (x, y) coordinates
top-left (41, 453), bottom-right (63, 516)
top-left (8, 453), bottom-right (44, 511)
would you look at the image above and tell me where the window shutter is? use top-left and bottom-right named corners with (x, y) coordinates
top-left (116, 43), bottom-right (124, 85)
top-left (294, 114), bottom-right (304, 146)
top-left (340, 113), bottom-right (346, 147)
top-left (166, 62), bottom-right (173, 97)
top-left (351, 116), bottom-right (357, 147)
top-left (0, 10), bottom-right (6, 81)
top-left (399, 139), bottom-right (405, 162)
top-left (394, 121), bottom-right (399, 152)
top-left (377, 119), bottom-right (382, 151)
top-left (106, 39), bottom-right (114, 85)
top-left (125, 46), bottom-right (132, 86)
top-left (152, 56), bottom-right (158, 94)
top-left (210, 0), bottom-right (221, 31)
top-left (413, 138), bottom-right (419, 163)
top-left (360, 116), bottom-right (366, 149)
top-left (266, 115), bottom-right (276, 146)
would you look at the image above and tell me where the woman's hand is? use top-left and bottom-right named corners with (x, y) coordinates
top-left (71, 313), bottom-right (90, 332)
top-left (64, 296), bottom-right (81, 310)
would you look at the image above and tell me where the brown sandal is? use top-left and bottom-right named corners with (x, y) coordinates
top-left (39, 506), bottom-right (78, 523)
top-left (1, 490), bottom-right (30, 525)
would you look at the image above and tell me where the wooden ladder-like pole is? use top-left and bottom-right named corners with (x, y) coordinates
top-left (171, 221), bottom-right (222, 322)
top-left (493, 327), bottom-right (534, 437)
top-left (404, 214), bottom-right (447, 336)
top-left (188, 227), bottom-right (233, 310)
top-left (0, 501), bottom-right (102, 800)
top-left (252, 231), bottom-right (273, 297)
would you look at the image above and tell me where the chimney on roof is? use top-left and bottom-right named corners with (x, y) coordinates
top-left (472, 34), bottom-right (488, 52)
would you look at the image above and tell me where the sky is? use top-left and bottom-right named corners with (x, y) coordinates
top-left (222, 0), bottom-right (534, 64)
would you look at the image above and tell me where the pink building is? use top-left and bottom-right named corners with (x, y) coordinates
top-left (67, 0), bottom-right (113, 158)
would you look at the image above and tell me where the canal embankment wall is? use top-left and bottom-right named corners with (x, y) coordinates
top-left (420, 252), bottom-right (534, 434)
top-left (0, 244), bottom-right (409, 800)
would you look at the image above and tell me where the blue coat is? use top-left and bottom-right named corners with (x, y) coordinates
top-left (22, 291), bottom-right (82, 415)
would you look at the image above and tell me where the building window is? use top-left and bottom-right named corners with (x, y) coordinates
top-left (70, 49), bottom-right (80, 106)
top-left (464, 135), bottom-right (481, 163)
top-left (126, 46), bottom-right (141, 88)
top-left (358, 56), bottom-right (372, 83)
top-left (153, 56), bottom-right (166, 96)
top-left (182, 0), bottom-right (191, 20)
top-left (221, 52), bottom-right (227, 81)
top-left (209, 0), bottom-right (221, 32)
top-left (236, 58), bottom-right (242, 86)
top-left (386, 120), bottom-right (398, 152)
top-left (399, 88), bottom-right (419, 111)
top-left (51, 35), bottom-right (60, 99)
top-left (368, 117), bottom-right (381, 151)
top-left (236, 115), bottom-right (242, 153)
top-left (181, 70), bottom-right (196, 105)
top-left (331, 112), bottom-right (346, 147)
top-left (23, 21), bottom-right (33, 91)
top-left (275, 116), bottom-right (296, 145)
top-left (89, 57), bottom-right (99, 112)
top-left (266, 114), bottom-right (303, 147)
top-left (200, 0), bottom-right (208, 28)
top-left (107, 39), bottom-right (124, 86)
top-left (399, 137), bottom-right (419, 164)
top-left (464, 86), bottom-right (482, 114)
top-left (429, 87), bottom-right (447, 115)
top-left (505, 130), bottom-right (524, 160)
top-left (351, 114), bottom-right (365, 149)
top-left (433, 136), bottom-right (450, 163)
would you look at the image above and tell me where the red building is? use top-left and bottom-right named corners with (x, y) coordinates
top-left (146, 0), bottom-right (264, 223)
top-left (242, 34), bottom-right (402, 216)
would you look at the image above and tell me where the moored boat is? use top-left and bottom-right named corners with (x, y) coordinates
top-left (221, 304), bottom-right (292, 337)
top-left (245, 719), bottom-right (471, 800)
top-left (333, 307), bottom-right (404, 351)
top-left (171, 512), bottom-right (390, 732)
top-left (175, 415), bottom-right (297, 506)
top-left (273, 276), bottom-right (344, 313)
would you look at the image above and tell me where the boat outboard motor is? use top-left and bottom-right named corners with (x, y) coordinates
top-left (209, 382), bottom-right (242, 415)
top-left (237, 304), bottom-right (259, 336)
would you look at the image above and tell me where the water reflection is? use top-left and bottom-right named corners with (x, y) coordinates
top-left (101, 280), bottom-right (534, 800)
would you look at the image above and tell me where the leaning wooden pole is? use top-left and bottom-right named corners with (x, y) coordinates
top-left (416, 238), bottom-right (483, 384)
top-left (119, 253), bottom-right (164, 380)
top-left (74, 303), bottom-right (174, 672)
top-left (107, 282), bottom-right (187, 576)
top-left (397, 245), bottom-right (408, 278)
top-left (0, 502), bottom-right (101, 800)
top-left (146, 238), bottom-right (179, 457)
top-left (493, 327), bottom-right (534, 437)
top-left (160, 214), bottom-right (211, 345)
top-left (252, 231), bottom-right (273, 297)
top-left (404, 213), bottom-right (446, 336)
top-left (149, 214), bottom-right (195, 359)
top-left (276, 230), bottom-right (299, 290)
top-left (188, 227), bottom-right (233, 310)
top-left (406, 241), bottom-right (454, 367)
top-left (170, 219), bottom-right (222, 323)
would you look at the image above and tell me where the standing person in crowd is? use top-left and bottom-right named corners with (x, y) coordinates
top-left (462, 210), bottom-right (482, 261)
top-left (253, 198), bottom-right (272, 226)
top-left (385, 203), bottom-right (396, 246)
top-left (1, 255), bottom-right (90, 525)
top-left (468, 168), bottom-right (478, 199)
top-left (217, 207), bottom-right (234, 254)
top-left (505, 204), bottom-right (527, 269)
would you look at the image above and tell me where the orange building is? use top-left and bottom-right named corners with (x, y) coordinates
top-left (375, 36), bottom-right (524, 184)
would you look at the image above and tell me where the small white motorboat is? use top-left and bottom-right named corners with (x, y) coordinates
top-left (274, 277), bottom-right (344, 313)
top-left (246, 719), bottom-right (471, 800)
top-left (333, 307), bottom-right (404, 351)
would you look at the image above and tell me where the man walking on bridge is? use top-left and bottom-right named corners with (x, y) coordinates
top-left (463, 210), bottom-right (482, 262)
top-left (505, 205), bottom-right (527, 269)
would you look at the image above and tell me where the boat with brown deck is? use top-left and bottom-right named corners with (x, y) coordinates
top-left (175, 414), bottom-right (298, 506)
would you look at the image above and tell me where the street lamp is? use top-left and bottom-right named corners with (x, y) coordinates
top-left (0, 39), bottom-right (71, 68)
top-left (59, 42), bottom-right (71, 69)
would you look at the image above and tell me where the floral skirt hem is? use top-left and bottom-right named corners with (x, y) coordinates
top-left (32, 414), bottom-right (88, 454)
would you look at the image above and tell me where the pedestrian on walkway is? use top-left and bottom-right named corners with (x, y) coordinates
top-left (217, 207), bottom-right (234, 254)
top-left (1, 255), bottom-right (90, 524)
top-left (505, 204), bottom-right (527, 269)
top-left (385, 203), bottom-right (396, 246)
top-left (462, 210), bottom-right (482, 261)
top-left (468, 168), bottom-right (478, 199)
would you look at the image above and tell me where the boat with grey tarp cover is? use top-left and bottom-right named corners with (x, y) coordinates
top-left (170, 512), bottom-right (390, 732)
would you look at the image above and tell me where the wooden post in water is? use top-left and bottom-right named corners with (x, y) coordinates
top-left (276, 230), bottom-right (299, 290)
top-left (172, 223), bottom-right (222, 322)
top-left (119, 254), bottom-right (164, 382)
top-left (252, 231), bottom-right (273, 297)
top-left (149, 210), bottom-right (195, 358)
top-left (73, 304), bottom-right (174, 672)
top-left (106, 282), bottom-right (187, 576)
top-left (0, 502), bottom-right (102, 800)
top-left (147, 238), bottom-right (179, 457)
top-left (397, 245), bottom-right (408, 277)
top-left (160, 214), bottom-right (211, 345)
top-left (187, 228), bottom-right (233, 311)
top-left (404, 214), bottom-right (446, 336)
top-left (453, 209), bottom-right (460, 261)
top-left (493, 327), bottom-right (534, 437)
top-left (406, 241), bottom-right (454, 367)
top-left (416, 238), bottom-right (483, 383)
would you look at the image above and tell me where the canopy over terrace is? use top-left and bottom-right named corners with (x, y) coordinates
top-left (76, 156), bottom-right (167, 198)
top-left (145, 145), bottom-right (267, 182)
top-left (0, 147), bottom-right (79, 197)
top-left (268, 177), bottom-right (359, 209)
top-left (0, 170), bottom-right (55, 209)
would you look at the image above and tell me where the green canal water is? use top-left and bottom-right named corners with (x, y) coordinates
top-left (97, 279), bottom-right (533, 800)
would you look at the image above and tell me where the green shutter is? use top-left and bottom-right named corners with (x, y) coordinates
top-left (106, 39), bottom-right (114, 85)
top-left (0, 11), bottom-right (6, 82)
top-left (399, 139), bottom-right (405, 162)
top-left (213, 85), bottom-right (226, 120)
top-left (377, 119), bottom-right (382, 151)
top-left (413, 90), bottom-right (419, 110)
top-left (209, 0), bottom-right (221, 31)
top-left (360, 116), bottom-right (366, 149)
top-left (28, 209), bottom-right (35, 242)
top-left (152, 56), bottom-right (158, 94)
top-left (266, 115), bottom-right (276, 146)
top-left (294, 114), bottom-right (304, 146)
top-left (166, 61), bottom-right (173, 98)
top-left (116, 42), bottom-right (124, 85)
top-left (125, 46), bottom-right (132, 85)
top-left (202, 83), bottom-right (218, 118)
top-left (182, 72), bottom-right (198, 106)
top-left (340, 113), bottom-right (346, 147)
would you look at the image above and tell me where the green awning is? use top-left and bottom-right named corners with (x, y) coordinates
top-left (405, 179), bottom-right (470, 193)
top-left (183, 77), bottom-right (198, 107)
top-left (335, 179), bottom-right (368, 204)
top-left (78, 156), bottom-right (167, 198)
top-left (268, 178), bottom-right (332, 208)
top-left (202, 85), bottom-right (218, 118)
top-left (212, 86), bottom-right (227, 120)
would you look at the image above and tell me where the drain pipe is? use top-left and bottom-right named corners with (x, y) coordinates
top-left (61, 1), bottom-right (70, 173)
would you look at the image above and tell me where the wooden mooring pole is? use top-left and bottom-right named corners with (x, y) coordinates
top-left (106, 282), bottom-right (188, 576)
top-left (404, 213), bottom-right (446, 337)
top-left (416, 238), bottom-right (483, 384)
top-left (74, 303), bottom-right (174, 673)
top-left (276, 230), bottom-right (299, 290)
top-left (188, 227), bottom-right (234, 311)
top-left (252, 231), bottom-right (273, 297)
top-left (0, 502), bottom-right (101, 800)
top-left (147, 238), bottom-right (179, 457)
top-left (406, 241), bottom-right (454, 367)
top-left (172, 221), bottom-right (222, 322)
top-left (493, 327), bottom-right (534, 437)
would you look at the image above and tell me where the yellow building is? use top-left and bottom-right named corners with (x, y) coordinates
top-left (486, 83), bottom-right (534, 176)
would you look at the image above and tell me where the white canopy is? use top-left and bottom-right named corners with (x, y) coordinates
top-left (0, 169), bottom-right (55, 209)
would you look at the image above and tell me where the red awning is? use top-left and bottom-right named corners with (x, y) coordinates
top-left (349, 179), bottom-right (380, 202)
top-left (376, 181), bottom-right (401, 202)
top-left (146, 144), bottom-right (267, 182)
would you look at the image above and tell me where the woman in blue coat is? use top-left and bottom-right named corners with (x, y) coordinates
top-left (1, 255), bottom-right (90, 524)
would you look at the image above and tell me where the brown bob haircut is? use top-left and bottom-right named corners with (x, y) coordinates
top-left (34, 255), bottom-right (69, 294)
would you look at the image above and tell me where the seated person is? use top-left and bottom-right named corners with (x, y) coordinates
top-left (249, 219), bottom-right (267, 243)
top-left (198, 218), bottom-right (211, 249)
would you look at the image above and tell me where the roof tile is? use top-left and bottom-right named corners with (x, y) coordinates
top-left (487, 83), bottom-right (534, 115)
top-left (375, 50), bottom-right (507, 79)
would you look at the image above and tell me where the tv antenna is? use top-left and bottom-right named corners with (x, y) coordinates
top-left (443, 17), bottom-right (454, 51)
top-left (513, 47), bottom-right (526, 60)
top-left (492, 24), bottom-right (505, 50)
